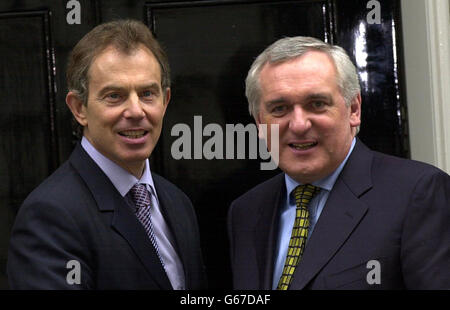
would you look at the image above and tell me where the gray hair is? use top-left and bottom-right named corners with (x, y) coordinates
top-left (245, 36), bottom-right (361, 119)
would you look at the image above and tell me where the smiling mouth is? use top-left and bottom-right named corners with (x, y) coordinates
top-left (289, 142), bottom-right (318, 150)
top-left (118, 130), bottom-right (148, 139)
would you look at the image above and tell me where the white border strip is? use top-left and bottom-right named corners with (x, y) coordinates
top-left (401, 0), bottom-right (450, 173)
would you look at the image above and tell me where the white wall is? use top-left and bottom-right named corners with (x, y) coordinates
top-left (401, 0), bottom-right (450, 173)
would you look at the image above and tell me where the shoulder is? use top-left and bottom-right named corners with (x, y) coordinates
top-left (370, 150), bottom-right (448, 184)
top-left (373, 152), bottom-right (450, 205)
top-left (23, 161), bottom-right (83, 206)
top-left (348, 144), bottom-right (449, 211)
top-left (347, 139), bottom-right (448, 189)
top-left (229, 172), bottom-right (285, 216)
top-left (17, 160), bottom-right (93, 223)
top-left (11, 160), bottom-right (92, 249)
top-left (8, 160), bottom-right (97, 289)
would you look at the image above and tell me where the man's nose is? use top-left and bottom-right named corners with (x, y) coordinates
top-left (123, 93), bottom-right (145, 119)
top-left (288, 106), bottom-right (311, 133)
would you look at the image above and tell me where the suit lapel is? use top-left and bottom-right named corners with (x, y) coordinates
top-left (152, 175), bottom-right (193, 287)
top-left (111, 201), bottom-right (172, 289)
top-left (254, 173), bottom-right (285, 289)
top-left (69, 144), bottom-right (172, 289)
top-left (290, 139), bottom-right (373, 289)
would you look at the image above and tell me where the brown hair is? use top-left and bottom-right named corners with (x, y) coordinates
top-left (66, 19), bottom-right (170, 138)
top-left (66, 19), bottom-right (170, 105)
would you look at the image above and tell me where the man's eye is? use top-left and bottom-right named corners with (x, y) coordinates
top-left (105, 93), bottom-right (122, 102)
top-left (107, 93), bottom-right (120, 99)
top-left (271, 105), bottom-right (286, 114)
top-left (140, 90), bottom-right (158, 102)
top-left (141, 90), bottom-right (153, 98)
top-left (311, 101), bottom-right (326, 109)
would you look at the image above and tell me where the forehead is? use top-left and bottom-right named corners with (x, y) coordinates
top-left (259, 51), bottom-right (338, 91)
top-left (88, 45), bottom-right (162, 84)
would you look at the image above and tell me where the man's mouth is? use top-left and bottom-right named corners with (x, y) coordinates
top-left (118, 130), bottom-right (148, 139)
top-left (289, 142), bottom-right (318, 150)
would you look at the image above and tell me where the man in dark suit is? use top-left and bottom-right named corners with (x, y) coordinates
top-left (228, 36), bottom-right (450, 289)
top-left (7, 19), bottom-right (206, 289)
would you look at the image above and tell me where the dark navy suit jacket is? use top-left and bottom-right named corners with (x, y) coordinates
top-left (7, 143), bottom-right (207, 289)
top-left (228, 139), bottom-right (450, 289)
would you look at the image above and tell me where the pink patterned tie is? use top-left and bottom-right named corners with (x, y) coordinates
top-left (130, 183), bottom-right (164, 267)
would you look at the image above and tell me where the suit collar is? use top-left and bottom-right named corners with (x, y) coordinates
top-left (340, 138), bottom-right (374, 197)
top-left (69, 143), bottom-right (172, 289)
top-left (112, 200), bottom-right (172, 289)
top-left (80, 136), bottom-right (159, 198)
top-left (290, 138), bottom-right (373, 289)
top-left (69, 143), bottom-right (117, 211)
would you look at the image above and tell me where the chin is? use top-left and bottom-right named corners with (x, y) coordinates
top-left (282, 166), bottom-right (321, 183)
top-left (121, 150), bottom-right (152, 163)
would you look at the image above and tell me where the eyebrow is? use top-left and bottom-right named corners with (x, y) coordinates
top-left (98, 82), bottom-right (161, 96)
top-left (265, 98), bottom-right (288, 107)
top-left (265, 93), bottom-right (332, 107)
top-left (305, 93), bottom-right (332, 101)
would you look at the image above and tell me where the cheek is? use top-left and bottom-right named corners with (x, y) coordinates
top-left (147, 113), bottom-right (164, 128)
top-left (146, 104), bottom-right (166, 120)
top-left (315, 112), bottom-right (344, 131)
top-left (264, 119), bottom-right (284, 143)
top-left (317, 119), bottom-right (351, 153)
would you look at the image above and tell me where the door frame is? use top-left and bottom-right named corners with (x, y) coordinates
top-left (401, 0), bottom-right (450, 173)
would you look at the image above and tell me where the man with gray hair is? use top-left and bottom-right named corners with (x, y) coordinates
top-left (228, 36), bottom-right (450, 290)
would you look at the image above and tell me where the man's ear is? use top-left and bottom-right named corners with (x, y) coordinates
top-left (349, 93), bottom-right (362, 128)
top-left (164, 87), bottom-right (171, 106)
top-left (66, 92), bottom-right (88, 127)
top-left (161, 87), bottom-right (171, 116)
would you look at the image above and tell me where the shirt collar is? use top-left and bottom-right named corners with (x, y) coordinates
top-left (285, 137), bottom-right (356, 199)
top-left (81, 136), bottom-right (156, 197)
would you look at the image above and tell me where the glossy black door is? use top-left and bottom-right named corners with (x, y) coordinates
top-left (0, 10), bottom-right (57, 289)
top-left (334, 0), bottom-right (409, 157)
top-left (0, 0), bottom-right (407, 289)
top-left (0, 0), bottom-right (101, 289)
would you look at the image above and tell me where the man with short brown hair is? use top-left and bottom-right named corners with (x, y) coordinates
top-left (7, 19), bottom-right (206, 290)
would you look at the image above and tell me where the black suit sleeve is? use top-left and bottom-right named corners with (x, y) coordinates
top-left (7, 199), bottom-right (94, 289)
top-left (401, 169), bottom-right (450, 289)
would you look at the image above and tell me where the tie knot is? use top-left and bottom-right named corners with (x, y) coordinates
top-left (293, 184), bottom-right (320, 208)
top-left (130, 183), bottom-right (151, 210)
